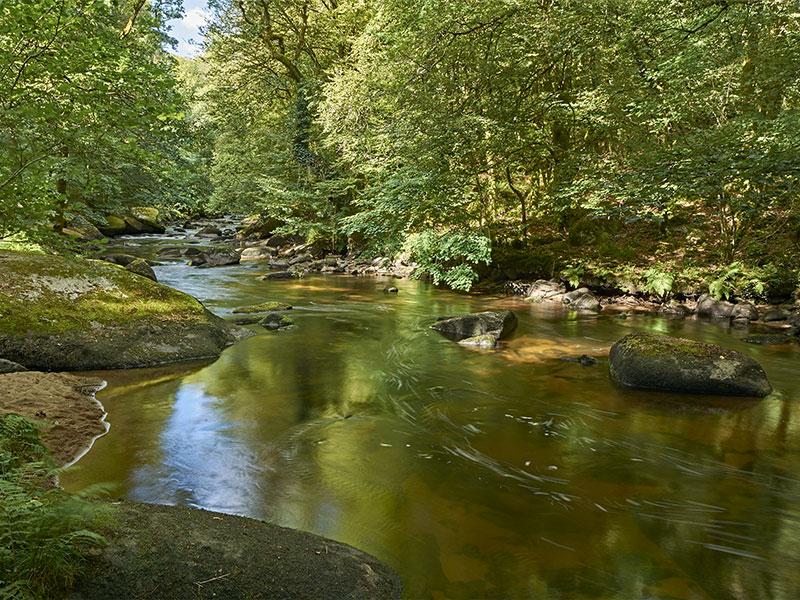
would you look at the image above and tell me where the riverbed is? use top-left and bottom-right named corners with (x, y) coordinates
top-left (62, 229), bottom-right (800, 599)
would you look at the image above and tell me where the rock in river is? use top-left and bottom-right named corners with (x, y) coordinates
top-left (609, 332), bottom-right (772, 397)
top-left (0, 250), bottom-right (253, 370)
top-left (431, 310), bottom-right (517, 347)
top-left (189, 248), bottom-right (241, 267)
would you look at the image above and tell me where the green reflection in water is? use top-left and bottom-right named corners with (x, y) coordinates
top-left (62, 259), bottom-right (800, 599)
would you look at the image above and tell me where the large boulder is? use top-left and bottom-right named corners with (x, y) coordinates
top-left (96, 215), bottom-right (127, 237)
top-left (63, 216), bottom-right (105, 242)
top-left (189, 248), bottom-right (241, 267)
top-left (609, 332), bottom-right (772, 397)
top-left (236, 216), bottom-right (284, 240)
top-left (731, 303), bottom-right (759, 321)
top-left (431, 310), bottom-right (517, 347)
top-left (70, 502), bottom-right (403, 600)
top-left (0, 358), bottom-right (27, 374)
top-left (0, 250), bottom-right (253, 370)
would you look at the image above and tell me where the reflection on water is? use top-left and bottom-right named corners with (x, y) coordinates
top-left (63, 243), bottom-right (800, 599)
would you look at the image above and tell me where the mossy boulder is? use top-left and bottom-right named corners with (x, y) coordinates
top-left (70, 502), bottom-right (403, 600)
top-left (130, 206), bottom-right (160, 222)
top-left (96, 215), bottom-right (127, 237)
top-left (233, 301), bottom-right (292, 314)
top-left (431, 310), bottom-right (517, 348)
top-left (0, 250), bottom-right (253, 370)
top-left (609, 332), bottom-right (772, 397)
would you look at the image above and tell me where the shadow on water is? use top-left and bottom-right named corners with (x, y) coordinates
top-left (61, 238), bottom-right (800, 599)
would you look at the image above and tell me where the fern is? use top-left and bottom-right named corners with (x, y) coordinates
top-left (0, 414), bottom-right (109, 600)
top-left (641, 266), bottom-right (675, 301)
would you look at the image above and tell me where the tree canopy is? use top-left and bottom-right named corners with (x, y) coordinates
top-left (3, 0), bottom-right (800, 295)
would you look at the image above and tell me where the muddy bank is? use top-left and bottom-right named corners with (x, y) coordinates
top-left (68, 501), bottom-right (403, 600)
top-left (0, 371), bottom-right (107, 466)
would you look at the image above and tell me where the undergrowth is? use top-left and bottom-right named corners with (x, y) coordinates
top-left (0, 414), bottom-right (110, 600)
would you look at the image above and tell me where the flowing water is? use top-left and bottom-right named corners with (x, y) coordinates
top-left (62, 229), bottom-right (800, 599)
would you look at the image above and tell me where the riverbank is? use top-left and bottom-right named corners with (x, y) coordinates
top-left (0, 371), bottom-right (107, 466)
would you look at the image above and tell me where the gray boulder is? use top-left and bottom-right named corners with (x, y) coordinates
top-left (189, 248), bottom-right (241, 267)
top-left (431, 310), bottom-right (517, 348)
top-left (101, 253), bottom-right (139, 267)
top-left (763, 308), bottom-right (791, 322)
top-left (697, 294), bottom-right (734, 319)
top-left (524, 280), bottom-right (565, 303)
top-left (240, 247), bottom-right (276, 262)
top-left (731, 303), bottom-right (759, 321)
top-left (609, 332), bottom-right (772, 397)
top-left (562, 288), bottom-right (601, 312)
top-left (196, 225), bottom-right (222, 237)
top-left (660, 302), bottom-right (691, 316)
top-left (125, 259), bottom-right (157, 282)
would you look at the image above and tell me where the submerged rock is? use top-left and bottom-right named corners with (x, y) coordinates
top-left (609, 332), bottom-right (771, 397)
top-left (70, 502), bottom-right (403, 600)
top-left (260, 271), bottom-right (294, 280)
top-left (560, 354), bottom-right (598, 366)
top-left (740, 334), bottom-right (795, 346)
top-left (0, 250), bottom-right (253, 370)
top-left (431, 310), bottom-right (517, 348)
top-left (233, 301), bottom-right (292, 314)
top-left (260, 312), bottom-right (294, 329)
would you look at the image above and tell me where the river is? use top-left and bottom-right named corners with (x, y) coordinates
top-left (61, 227), bottom-right (800, 599)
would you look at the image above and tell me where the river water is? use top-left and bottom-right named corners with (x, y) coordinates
top-left (62, 231), bottom-right (800, 599)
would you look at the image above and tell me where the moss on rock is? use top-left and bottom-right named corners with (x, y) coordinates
top-left (0, 250), bottom-right (252, 370)
top-left (609, 332), bottom-right (772, 397)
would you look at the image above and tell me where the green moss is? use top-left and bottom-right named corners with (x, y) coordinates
top-left (0, 250), bottom-right (206, 338)
top-left (233, 301), bottom-right (292, 314)
top-left (621, 332), bottom-right (730, 360)
top-left (259, 313), bottom-right (294, 329)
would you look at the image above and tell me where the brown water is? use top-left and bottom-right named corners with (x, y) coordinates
top-left (62, 234), bottom-right (800, 599)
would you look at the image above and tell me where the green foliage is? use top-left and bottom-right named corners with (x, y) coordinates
top-left (641, 267), bottom-right (675, 302)
top-left (0, 414), bottom-right (109, 600)
top-left (405, 230), bottom-right (491, 291)
top-left (560, 263), bottom-right (586, 289)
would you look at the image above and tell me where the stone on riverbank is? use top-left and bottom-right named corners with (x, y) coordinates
top-left (431, 310), bottom-right (517, 348)
top-left (562, 288), bottom-right (601, 312)
top-left (609, 332), bottom-right (772, 397)
top-left (260, 271), bottom-right (294, 280)
top-left (696, 295), bottom-right (734, 319)
top-left (69, 502), bottom-right (403, 600)
top-left (0, 359), bottom-right (27, 374)
top-left (524, 280), bottom-right (566, 303)
top-left (125, 258), bottom-right (157, 282)
top-left (0, 250), bottom-right (253, 370)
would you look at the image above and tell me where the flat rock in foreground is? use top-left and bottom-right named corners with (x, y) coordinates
top-left (431, 310), bottom-right (517, 347)
top-left (69, 502), bottom-right (403, 600)
top-left (0, 250), bottom-right (253, 370)
top-left (609, 332), bottom-right (772, 397)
